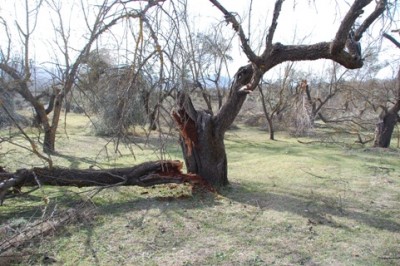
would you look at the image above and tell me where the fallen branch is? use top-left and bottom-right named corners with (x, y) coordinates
top-left (0, 160), bottom-right (213, 204)
top-left (297, 139), bottom-right (345, 145)
top-left (378, 256), bottom-right (400, 260)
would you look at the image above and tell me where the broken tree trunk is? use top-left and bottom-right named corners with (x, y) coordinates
top-left (0, 160), bottom-right (209, 204)
top-left (171, 0), bottom-right (386, 188)
top-left (172, 65), bottom-right (255, 188)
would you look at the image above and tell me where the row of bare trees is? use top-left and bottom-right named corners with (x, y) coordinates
top-left (0, 0), bottom-right (168, 154)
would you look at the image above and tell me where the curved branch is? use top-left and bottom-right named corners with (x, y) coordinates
top-left (214, 64), bottom-right (253, 132)
top-left (356, 0), bottom-right (387, 40)
top-left (265, 42), bottom-right (364, 71)
top-left (214, 43), bottom-right (363, 132)
top-left (383, 32), bottom-right (400, 48)
top-left (263, 0), bottom-right (284, 58)
top-left (0, 63), bottom-right (49, 121)
top-left (331, 0), bottom-right (372, 55)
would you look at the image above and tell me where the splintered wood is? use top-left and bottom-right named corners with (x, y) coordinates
top-left (172, 109), bottom-right (198, 156)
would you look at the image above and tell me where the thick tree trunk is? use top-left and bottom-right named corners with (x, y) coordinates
top-left (176, 109), bottom-right (228, 187)
top-left (171, 0), bottom-right (386, 187)
top-left (43, 92), bottom-right (63, 154)
top-left (373, 68), bottom-right (400, 148)
top-left (173, 65), bottom-right (255, 188)
top-left (43, 128), bottom-right (56, 154)
top-left (266, 115), bottom-right (275, 140)
top-left (373, 110), bottom-right (399, 148)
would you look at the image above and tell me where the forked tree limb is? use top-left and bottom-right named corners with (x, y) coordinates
top-left (330, 0), bottom-right (372, 55)
top-left (210, 0), bottom-right (386, 73)
top-left (356, 0), bottom-right (387, 40)
top-left (199, 0), bottom-right (388, 139)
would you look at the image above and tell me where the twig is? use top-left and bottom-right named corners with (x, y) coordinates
top-left (301, 170), bottom-right (328, 179)
top-left (378, 256), bottom-right (400, 260)
top-left (0, 104), bottom-right (53, 168)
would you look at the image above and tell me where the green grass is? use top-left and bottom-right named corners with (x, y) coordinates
top-left (1, 115), bottom-right (400, 265)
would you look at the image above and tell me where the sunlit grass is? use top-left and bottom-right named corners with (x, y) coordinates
top-left (1, 114), bottom-right (399, 265)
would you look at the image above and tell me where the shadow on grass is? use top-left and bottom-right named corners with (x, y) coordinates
top-left (0, 187), bottom-right (85, 223)
top-left (3, 178), bottom-right (398, 234)
top-left (226, 136), bottom-right (335, 158)
top-left (53, 139), bottom-right (182, 169)
top-left (95, 191), bottom-right (220, 217)
top-left (66, 190), bottom-right (221, 265)
top-left (52, 152), bottom-right (101, 169)
top-left (222, 181), bottom-right (400, 233)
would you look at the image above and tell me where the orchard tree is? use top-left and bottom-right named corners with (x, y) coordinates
top-left (373, 31), bottom-right (400, 147)
top-left (0, 0), bottom-right (163, 153)
top-left (77, 52), bottom-right (151, 137)
top-left (299, 63), bottom-right (349, 128)
top-left (258, 62), bottom-right (295, 140)
top-left (173, 0), bottom-right (389, 187)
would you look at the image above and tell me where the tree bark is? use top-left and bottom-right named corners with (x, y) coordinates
top-left (43, 91), bottom-right (63, 153)
top-left (173, 65), bottom-right (254, 187)
top-left (258, 85), bottom-right (276, 140)
top-left (373, 109), bottom-right (399, 148)
top-left (266, 115), bottom-right (275, 140)
top-left (374, 34), bottom-right (400, 148)
top-left (174, 107), bottom-right (228, 187)
top-left (373, 68), bottom-right (400, 148)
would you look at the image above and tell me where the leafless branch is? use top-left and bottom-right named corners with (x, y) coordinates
top-left (263, 0), bottom-right (284, 58)
top-left (331, 0), bottom-right (372, 55)
top-left (0, 104), bottom-right (53, 168)
top-left (0, 17), bottom-right (12, 62)
top-left (383, 32), bottom-right (400, 48)
top-left (355, 0), bottom-right (387, 40)
top-left (208, 0), bottom-right (258, 63)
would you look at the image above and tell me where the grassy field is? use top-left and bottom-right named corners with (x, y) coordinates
top-left (1, 113), bottom-right (400, 265)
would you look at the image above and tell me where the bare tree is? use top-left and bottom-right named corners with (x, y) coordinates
top-left (77, 52), bottom-right (150, 137)
top-left (0, 0), bottom-right (163, 154)
top-left (294, 63), bottom-right (350, 128)
top-left (0, 0), bottom-right (53, 161)
top-left (258, 62), bottom-right (295, 140)
top-left (172, 0), bottom-right (388, 187)
top-left (373, 31), bottom-right (400, 147)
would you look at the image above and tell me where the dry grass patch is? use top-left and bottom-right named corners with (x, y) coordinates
top-left (1, 118), bottom-right (399, 265)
